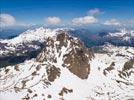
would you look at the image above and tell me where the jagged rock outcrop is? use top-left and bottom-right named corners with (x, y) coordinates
top-left (37, 32), bottom-right (94, 79)
top-left (118, 59), bottom-right (134, 78)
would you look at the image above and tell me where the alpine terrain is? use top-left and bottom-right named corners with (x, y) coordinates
top-left (0, 28), bottom-right (134, 100)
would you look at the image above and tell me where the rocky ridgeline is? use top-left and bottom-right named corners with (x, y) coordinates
top-left (37, 31), bottom-right (94, 79)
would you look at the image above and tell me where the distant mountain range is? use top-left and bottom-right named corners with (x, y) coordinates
top-left (70, 28), bottom-right (134, 47)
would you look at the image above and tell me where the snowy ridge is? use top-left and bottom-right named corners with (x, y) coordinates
top-left (107, 28), bottom-right (134, 41)
top-left (102, 43), bottom-right (134, 59)
top-left (0, 27), bottom-right (72, 57)
top-left (0, 27), bottom-right (57, 45)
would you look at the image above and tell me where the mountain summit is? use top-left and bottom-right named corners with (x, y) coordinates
top-left (36, 31), bottom-right (94, 79)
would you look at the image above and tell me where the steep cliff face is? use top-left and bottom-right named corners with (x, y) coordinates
top-left (36, 32), bottom-right (94, 79)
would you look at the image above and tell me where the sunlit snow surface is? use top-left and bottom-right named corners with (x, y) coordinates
top-left (0, 45), bottom-right (134, 100)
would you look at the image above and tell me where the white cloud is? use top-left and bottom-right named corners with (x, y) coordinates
top-left (45, 17), bottom-right (61, 25)
top-left (88, 8), bottom-right (101, 16)
top-left (104, 19), bottom-right (121, 26)
top-left (0, 14), bottom-right (16, 27)
top-left (72, 16), bottom-right (98, 25)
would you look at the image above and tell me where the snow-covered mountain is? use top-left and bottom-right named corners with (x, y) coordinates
top-left (68, 28), bottom-right (134, 47)
top-left (0, 28), bottom-right (134, 100)
top-left (99, 28), bottom-right (134, 46)
top-left (107, 28), bottom-right (134, 39)
top-left (0, 28), bottom-right (72, 67)
top-left (0, 27), bottom-right (61, 56)
top-left (107, 29), bottom-right (134, 42)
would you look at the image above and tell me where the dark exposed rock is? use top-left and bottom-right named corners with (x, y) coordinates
top-left (5, 68), bottom-right (10, 74)
top-left (47, 94), bottom-right (52, 98)
top-left (31, 71), bottom-right (37, 76)
top-left (14, 64), bottom-right (20, 71)
top-left (58, 33), bottom-right (93, 79)
top-left (118, 59), bottom-right (134, 78)
top-left (123, 59), bottom-right (134, 71)
top-left (22, 94), bottom-right (30, 100)
top-left (36, 32), bottom-right (94, 79)
top-left (59, 87), bottom-right (73, 96)
top-left (27, 89), bottom-right (32, 93)
top-left (103, 62), bottom-right (115, 76)
top-left (63, 41), bottom-right (93, 79)
top-left (46, 65), bottom-right (60, 82)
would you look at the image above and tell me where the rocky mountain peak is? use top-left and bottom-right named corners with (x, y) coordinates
top-left (37, 31), bottom-right (94, 79)
top-left (0, 30), bottom-right (95, 100)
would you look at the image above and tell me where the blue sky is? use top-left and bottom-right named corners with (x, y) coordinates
top-left (0, 0), bottom-right (134, 27)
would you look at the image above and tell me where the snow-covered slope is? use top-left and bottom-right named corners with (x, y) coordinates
top-left (0, 28), bottom-right (134, 100)
top-left (0, 27), bottom-right (57, 44)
